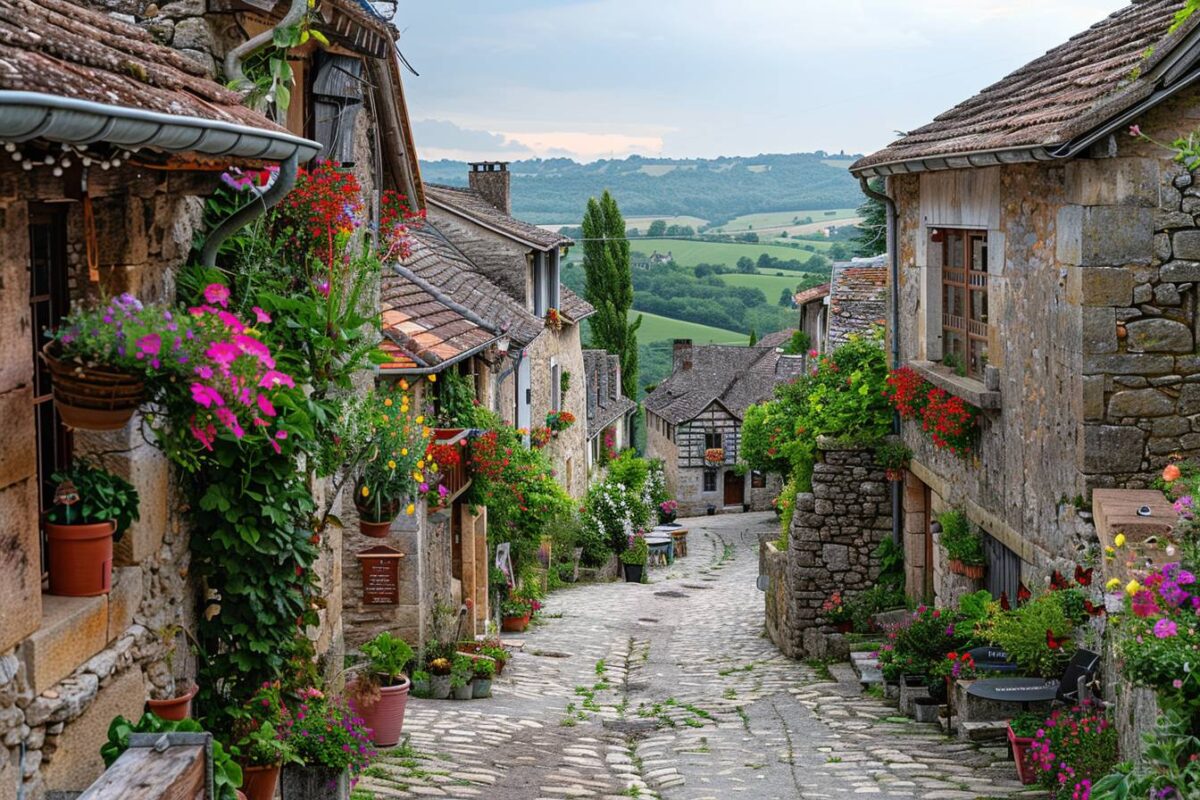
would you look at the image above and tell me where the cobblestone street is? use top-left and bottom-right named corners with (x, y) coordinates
top-left (359, 513), bottom-right (1039, 800)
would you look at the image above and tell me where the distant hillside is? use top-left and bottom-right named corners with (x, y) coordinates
top-left (418, 153), bottom-right (864, 224)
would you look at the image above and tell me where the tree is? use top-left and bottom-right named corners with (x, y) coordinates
top-left (647, 219), bottom-right (667, 237)
top-left (582, 191), bottom-right (642, 404)
top-left (829, 242), bottom-right (850, 261)
top-left (748, 329), bottom-right (758, 346)
top-left (778, 288), bottom-right (794, 307)
top-left (736, 256), bottom-right (756, 274)
top-left (853, 177), bottom-right (887, 257)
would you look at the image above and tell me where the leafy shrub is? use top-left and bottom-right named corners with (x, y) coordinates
top-left (876, 606), bottom-right (970, 684)
top-left (1029, 703), bottom-right (1119, 800)
top-left (938, 509), bottom-right (984, 566)
top-left (983, 591), bottom-right (1074, 678)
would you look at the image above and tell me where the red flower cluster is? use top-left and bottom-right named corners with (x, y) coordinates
top-left (921, 389), bottom-right (977, 456)
top-left (468, 431), bottom-right (511, 481)
top-left (271, 161), bottom-right (364, 268)
top-left (529, 426), bottom-right (552, 449)
top-left (379, 189), bottom-right (424, 263)
top-left (426, 441), bottom-right (462, 469)
top-left (883, 365), bottom-right (927, 418)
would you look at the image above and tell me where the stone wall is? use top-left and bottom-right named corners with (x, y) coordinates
top-left (766, 439), bottom-right (892, 659)
top-left (760, 539), bottom-right (796, 659)
top-left (529, 325), bottom-right (590, 499)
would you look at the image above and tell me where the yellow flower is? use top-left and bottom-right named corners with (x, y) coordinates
top-left (405, 503), bottom-right (415, 515)
top-left (1104, 546), bottom-right (1115, 559)
top-left (384, 398), bottom-right (393, 407)
top-left (388, 460), bottom-right (396, 470)
top-left (1114, 533), bottom-right (1127, 548)
top-left (416, 415), bottom-right (424, 424)
top-left (430, 463), bottom-right (438, 473)
top-left (361, 485), bottom-right (370, 497)
top-left (1126, 579), bottom-right (1142, 596)
top-left (417, 460), bottom-right (425, 470)
top-left (413, 472), bottom-right (424, 483)
top-left (401, 448), bottom-right (408, 456)
top-left (428, 373), bottom-right (437, 383)
top-left (1105, 578), bottom-right (1121, 592)
top-left (423, 427), bottom-right (432, 437)
top-left (400, 379), bottom-right (409, 391)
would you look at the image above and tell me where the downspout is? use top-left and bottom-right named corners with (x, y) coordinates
top-left (201, 152), bottom-right (299, 267)
top-left (859, 175), bottom-right (903, 547)
top-left (224, 0), bottom-right (310, 98)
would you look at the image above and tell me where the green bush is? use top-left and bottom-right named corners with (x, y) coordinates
top-left (938, 509), bottom-right (984, 566)
top-left (983, 591), bottom-right (1075, 678)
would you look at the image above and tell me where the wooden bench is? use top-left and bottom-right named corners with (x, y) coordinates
top-left (80, 732), bottom-right (211, 800)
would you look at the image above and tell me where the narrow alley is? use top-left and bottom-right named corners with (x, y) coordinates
top-left (359, 513), bottom-right (1037, 800)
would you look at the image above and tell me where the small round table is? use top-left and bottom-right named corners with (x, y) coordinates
top-left (645, 536), bottom-right (674, 566)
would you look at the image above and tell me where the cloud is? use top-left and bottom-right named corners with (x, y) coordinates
top-left (412, 119), bottom-right (534, 158)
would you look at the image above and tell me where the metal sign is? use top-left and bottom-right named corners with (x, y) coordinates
top-left (356, 545), bottom-right (404, 605)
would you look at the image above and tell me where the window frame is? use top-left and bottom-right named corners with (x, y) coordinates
top-left (704, 431), bottom-right (722, 451)
top-left (940, 228), bottom-right (989, 379)
top-left (702, 471), bottom-right (718, 493)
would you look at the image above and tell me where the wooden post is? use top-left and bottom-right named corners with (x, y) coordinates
top-left (79, 732), bottom-right (210, 800)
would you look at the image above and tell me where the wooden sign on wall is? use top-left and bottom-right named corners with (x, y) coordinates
top-left (356, 545), bottom-right (405, 605)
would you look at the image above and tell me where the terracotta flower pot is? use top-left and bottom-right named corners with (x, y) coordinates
top-left (948, 559), bottom-right (985, 579)
top-left (1007, 723), bottom-right (1038, 785)
top-left (42, 342), bottom-right (144, 431)
top-left (45, 520), bottom-right (115, 596)
top-left (147, 683), bottom-right (198, 721)
top-left (240, 763), bottom-right (281, 800)
top-left (351, 677), bottom-right (410, 748)
top-left (358, 518), bottom-right (394, 538)
top-left (501, 611), bottom-right (531, 633)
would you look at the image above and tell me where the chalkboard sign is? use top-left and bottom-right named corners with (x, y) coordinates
top-left (967, 645), bottom-right (1019, 673)
top-left (356, 545), bottom-right (404, 605)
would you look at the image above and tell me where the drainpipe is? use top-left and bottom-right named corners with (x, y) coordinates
top-left (224, 0), bottom-right (310, 99)
top-left (201, 152), bottom-right (299, 267)
top-left (859, 175), bottom-right (903, 547)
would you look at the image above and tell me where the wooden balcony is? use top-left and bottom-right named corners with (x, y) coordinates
top-left (432, 428), bottom-right (471, 503)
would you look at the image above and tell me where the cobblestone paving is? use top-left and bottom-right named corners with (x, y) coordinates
top-left (358, 512), bottom-right (1040, 800)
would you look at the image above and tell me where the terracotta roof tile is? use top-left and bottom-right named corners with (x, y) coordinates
top-left (852, 1), bottom-right (1199, 173)
top-left (793, 283), bottom-right (830, 306)
top-left (0, 0), bottom-right (289, 134)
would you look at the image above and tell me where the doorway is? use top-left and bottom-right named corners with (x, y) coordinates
top-left (723, 471), bottom-right (744, 507)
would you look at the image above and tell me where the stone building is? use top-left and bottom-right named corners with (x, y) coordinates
top-left (644, 332), bottom-right (802, 515)
top-left (581, 349), bottom-right (637, 476)
top-left (849, 0), bottom-right (1200, 605)
top-left (827, 255), bottom-right (888, 349)
top-left (0, 2), bottom-right (326, 797)
top-left (424, 164), bottom-right (595, 499)
top-left (794, 282), bottom-right (830, 354)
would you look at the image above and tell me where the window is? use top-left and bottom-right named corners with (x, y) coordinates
top-left (940, 229), bottom-right (988, 378)
top-left (29, 207), bottom-right (72, 572)
top-left (549, 248), bottom-right (561, 311)
top-left (751, 470), bottom-right (766, 489)
top-left (551, 360), bottom-right (561, 411)
top-left (531, 252), bottom-right (545, 316)
top-left (703, 471), bottom-right (717, 492)
top-left (704, 432), bottom-right (722, 450)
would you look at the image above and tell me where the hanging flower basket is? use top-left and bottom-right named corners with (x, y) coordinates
top-left (544, 308), bottom-right (563, 331)
top-left (704, 448), bottom-right (725, 467)
top-left (41, 342), bottom-right (144, 431)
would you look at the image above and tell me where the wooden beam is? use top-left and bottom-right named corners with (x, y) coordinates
top-left (78, 743), bottom-right (206, 800)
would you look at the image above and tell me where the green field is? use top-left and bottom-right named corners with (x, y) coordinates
top-left (631, 311), bottom-right (747, 344)
top-left (709, 208), bottom-right (861, 239)
top-left (717, 272), bottom-right (817, 300)
top-left (623, 237), bottom-right (834, 267)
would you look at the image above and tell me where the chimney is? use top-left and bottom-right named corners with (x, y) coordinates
top-left (468, 161), bottom-right (511, 215)
top-left (673, 339), bottom-right (693, 373)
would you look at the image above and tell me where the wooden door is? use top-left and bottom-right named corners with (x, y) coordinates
top-left (723, 471), bottom-right (744, 506)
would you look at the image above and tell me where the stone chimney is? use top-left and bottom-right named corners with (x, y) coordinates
top-left (468, 161), bottom-right (511, 215)
top-left (673, 339), bottom-right (693, 373)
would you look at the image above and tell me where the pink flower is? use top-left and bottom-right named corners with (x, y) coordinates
top-left (1154, 618), bottom-right (1178, 638)
top-left (252, 306), bottom-right (272, 324)
top-left (190, 383), bottom-right (225, 408)
top-left (275, 429), bottom-right (288, 440)
top-left (203, 283), bottom-right (231, 308)
top-left (136, 333), bottom-right (161, 357)
top-left (216, 311), bottom-right (245, 332)
top-left (214, 407), bottom-right (245, 439)
top-left (256, 394), bottom-right (277, 418)
top-left (1174, 679), bottom-right (1184, 689)
top-left (206, 342), bottom-right (240, 367)
top-left (314, 279), bottom-right (331, 297)
top-left (1129, 124), bottom-right (1142, 137)
top-left (194, 365), bottom-right (214, 379)
top-left (259, 370), bottom-right (295, 389)
top-left (234, 334), bottom-right (275, 367)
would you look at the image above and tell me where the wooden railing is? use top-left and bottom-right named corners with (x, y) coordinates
top-left (433, 428), bottom-right (471, 502)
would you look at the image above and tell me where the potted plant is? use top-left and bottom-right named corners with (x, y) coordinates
top-left (875, 440), bottom-right (912, 482)
top-left (472, 658), bottom-right (495, 698)
top-left (44, 293), bottom-right (164, 430)
top-left (280, 689), bottom-right (374, 800)
top-left (230, 683), bottom-right (296, 800)
top-left (450, 654), bottom-right (474, 700)
top-left (821, 591), bottom-right (853, 633)
top-left (354, 482), bottom-right (400, 538)
top-left (347, 632), bottom-right (414, 747)
top-left (938, 510), bottom-right (985, 579)
top-left (480, 643), bottom-right (510, 676)
top-left (44, 462), bottom-right (139, 597)
top-left (545, 409), bottom-right (576, 434)
top-left (704, 448), bottom-right (725, 467)
top-left (354, 385), bottom-right (432, 537)
top-left (410, 669), bottom-right (431, 698)
top-left (1007, 711), bottom-right (1042, 785)
top-left (658, 499), bottom-right (679, 526)
top-left (500, 599), bottom-right (533, 632)
top-left (102, 713), bottom-right (243, 800)
top-left (621, 533), bottom-right (648, 583)
top-left (428, 657), bottom-right (452, 699)
top-left (146, 624), bottom-right (200, 721)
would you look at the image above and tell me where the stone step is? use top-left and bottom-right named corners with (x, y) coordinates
top-left (850, 652), bottom-right (883, 685)
top-left (959, 720), bottom-right (1008, 742)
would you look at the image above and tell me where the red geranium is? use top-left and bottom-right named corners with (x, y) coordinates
top-left (883, 365), bottom-right (929, 418)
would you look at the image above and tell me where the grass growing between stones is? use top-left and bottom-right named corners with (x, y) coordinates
top-left (806, 658), bottom-right (835, 681)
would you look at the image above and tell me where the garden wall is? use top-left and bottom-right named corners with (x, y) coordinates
top-left (765, 438), bottom-right (893, 659)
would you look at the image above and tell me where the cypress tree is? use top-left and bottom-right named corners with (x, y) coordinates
top-left (582, 191), bottom-right (641, 401)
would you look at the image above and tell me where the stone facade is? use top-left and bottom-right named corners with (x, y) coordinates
top-left (764, 440), bottom-right (892, 659)
top-left (887, 87), bottom-right (1200, 593)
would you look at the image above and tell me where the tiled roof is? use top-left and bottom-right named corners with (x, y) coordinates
top-left (852, 0), bottom-right (1199, 174)
top-left (582, 349), bottom-right (636, 436)
top-left (426, 184), bottom-right (572, 251)
top-left (794, 283), bottom-right (830, 307)
top-left (390, 222), bottom-right (543, 350)
top-left (828, 256), bottom-right (888, 348)
top-left (0, 0), bottom-right (292, 134)
top-left (560, 287), bottom-right (595, 322)
top-left (756, 329), bottom-right (795, 350)
top-left (644, 334), bottom-right (802, 425)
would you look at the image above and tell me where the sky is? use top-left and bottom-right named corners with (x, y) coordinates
top-left (394, 1), bottom-right (1127, 163)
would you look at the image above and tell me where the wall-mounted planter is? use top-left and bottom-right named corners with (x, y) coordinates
top-left (948, 559), bottom-right (985, 580)
top-left (42, 343), bottom-right (144, 431)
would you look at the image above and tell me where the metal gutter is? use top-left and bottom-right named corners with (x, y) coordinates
top-left (0, 92), bottom-right (321, 162)
top-left (201, 152), bottom-right (299, 267)
top-left (859, 175), bottom-right (903, 547)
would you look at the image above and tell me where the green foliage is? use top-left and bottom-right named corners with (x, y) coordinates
top-left (983, 591), bottom-right (1074, 678)
top-left (433, 370), bottom-right (477, 428)
top-left (46, 461), bottom-right (140, 541)
top-left (583, 452), bottom-right (656, 562)
top-left (360, 632), bottom-right (415, 685)
top-left (852, 177), bottom-right (887, 258)
top-left (583, 191), bottom-right (641, 400)
top-left (620, 534), bottom-right (649, 566)
top-left (845, 583), bottom-right (908, 633)
top-left (472, 658), bottom-right (495, 679)
top-left (874, 440), bottom-right (912, 472)
top-left (1091, 710), bottom-right (1200, 800)
top-left (782, 330), bottom-right (811, 355)
top-left (937, 510), bottom-right (984, 566)
top-left (877, 607), bottom-right (970, 684)
top-left (1031, 704), bottom-right (1119, 800)
top-left (102, 714), bottom-right (241, 800)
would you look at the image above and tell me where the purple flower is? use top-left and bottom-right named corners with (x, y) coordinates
top-left (203, 283), bottom-right (231, 308)
top-left (1154, 618), bottom-right (1178, 638)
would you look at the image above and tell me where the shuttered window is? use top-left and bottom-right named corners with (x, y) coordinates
top-left (941, 229), bottom-right (988, 378)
